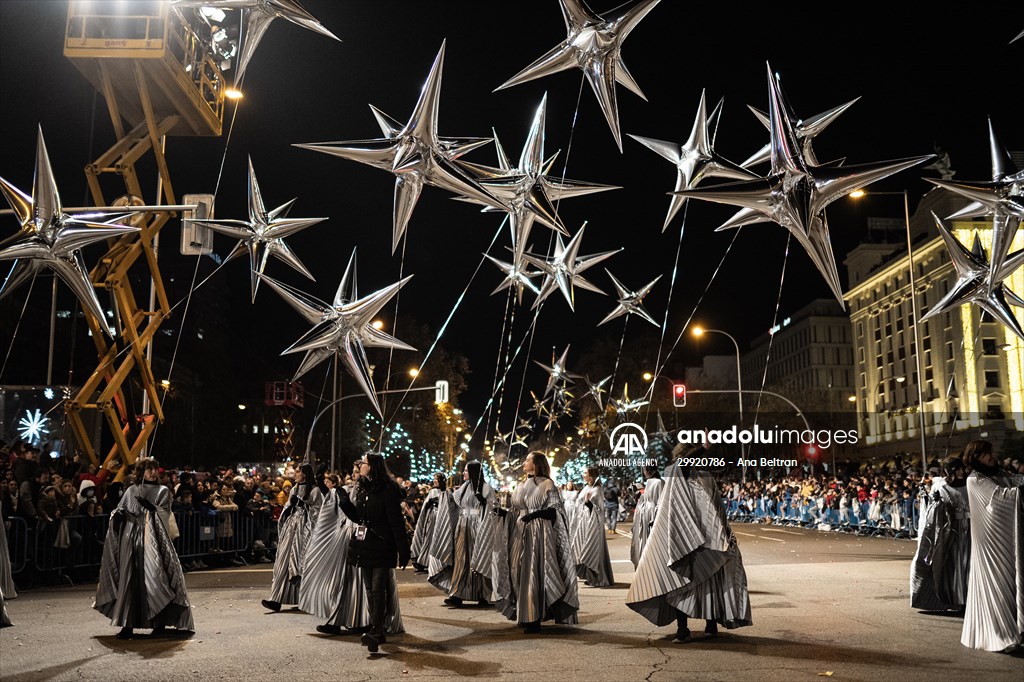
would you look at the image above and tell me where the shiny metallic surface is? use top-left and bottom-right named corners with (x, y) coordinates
top-left (597, 270), bottom-right (660, 327)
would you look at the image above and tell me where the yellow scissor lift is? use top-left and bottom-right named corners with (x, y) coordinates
top-left (62, 1), bottom-right (226, 472)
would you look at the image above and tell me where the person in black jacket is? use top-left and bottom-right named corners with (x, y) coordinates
top-left (336, 452), bottom-right (410, 653)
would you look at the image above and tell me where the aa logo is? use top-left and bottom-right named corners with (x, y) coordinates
top-left (608, 422), bottom-right (648, 456)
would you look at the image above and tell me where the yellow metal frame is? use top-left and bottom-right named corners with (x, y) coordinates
top-left (61, 1), bottom-right (227, 473)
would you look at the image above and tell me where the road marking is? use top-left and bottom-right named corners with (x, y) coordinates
top-left (760, 528), bottom-right (804, 535)
top-left (611, 559), bottom-right (634, 564)
top-left (756, 536), bottom-right (786, 542)
top-left (734, 532), bottom-right (758, 537)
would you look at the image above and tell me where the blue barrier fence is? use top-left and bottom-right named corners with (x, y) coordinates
top-left (722, 495), bottom-right (922, 537)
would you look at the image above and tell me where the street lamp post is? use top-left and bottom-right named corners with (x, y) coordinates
top-left (692, 326), bottom-right (745, 478)
top-left (850, 189), bottom-right (928, 478)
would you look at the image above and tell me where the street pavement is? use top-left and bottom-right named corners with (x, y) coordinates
top-left (1, 523), bottom-right (1021, 681)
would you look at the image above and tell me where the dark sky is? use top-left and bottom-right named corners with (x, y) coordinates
top-left (1, 1), bottom-right (1021, 430)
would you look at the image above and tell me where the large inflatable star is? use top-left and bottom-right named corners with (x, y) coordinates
top-left (258, 264), bottom-right (415, 415)
top-left (0, 127), bottom-right (139, 338)
top-left (675, 63), bottom-right (931, 307)
top-left (495, 0), bottom-right (661, 151)
top-left (524, 223), bottom-right (620, 310)
top-left (296, 42), bottom-right (496, 253)
top-left (598, 270), bottom-right (661, 326)
top-left (629, 89), bottom-right (755, 231)
top-left (187, 157), bottom-right (326, 302)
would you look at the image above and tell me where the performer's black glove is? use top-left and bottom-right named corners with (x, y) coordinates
top-left (137, 497), bottom-right (157, 512)
top-left (584, 500), bottom-right (594, 511)
top-left (491, 507), bottom-right (508, 518)
top-left (474, 492), bottom-right (487, 506)
top-left (425, 498), bottom-right (439, 511)
top-left (293, 497), bottom-right (305, 510)
top-left (521, 508), bottom-right (556, 523)
top-left (111, 510), bottom-right (124, 534)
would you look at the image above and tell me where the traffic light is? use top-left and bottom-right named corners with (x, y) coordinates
top-left (672, 383), bottom-right (687, 407)
top-left (806, 443), bottom-right (819, 460)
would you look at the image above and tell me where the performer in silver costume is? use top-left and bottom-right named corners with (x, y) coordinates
top-left (262, 463), bottom-right (323, 612)
top-left (627, 446), bottom-right (751, 643)
top-left (428, 461), bottom-right (499, 607)
top-left (572, 467), bottom-right (614, 587)
top-left (959, 440), bottom-right (1024, 653)
top-left (300, 476), bottom-right (403, 637)
top-left (0, 506), bottom-right (16, 601)
top-left (411, 473), bottom-right (446, 573)
top-left (93, 458), bottom-right (193, 639)
top-left (495, 451), bottom-right (579, 633)
top-left (910, 456), bottom-right (970, 612)
top-left (630, 465), bottom-right (664, 569)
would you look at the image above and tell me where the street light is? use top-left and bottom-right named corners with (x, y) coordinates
top-left (691, 325), bottom-right (744, 433)
top-left (850, 189), bottom-right (928, 478)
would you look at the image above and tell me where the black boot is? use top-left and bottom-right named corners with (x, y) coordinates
top-left (704, 620), bottom-right (719, 640)
top-left (521, 621), bottom-right (541, 634)
top-left (360, 631), bottom-right (384, 653)
top-left (316, 624), bottom-right (342, 636)
top-left (261, 599), bottom-right (281, 612)
top-left (116, 627), bottom-right (134, 640)
top-left (443, 596), bottom-right (463, 607)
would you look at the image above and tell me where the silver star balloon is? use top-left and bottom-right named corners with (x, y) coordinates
top-left (739, 91), bottom-right (860, 169)
top-left (598, 269), bottom-right (661, 327)
top-left (171, 0), bottom-right (339, 78)
top-left (0, 127), bottom-right (140, 338)
top-left (257, 267), bottom-right (415, 416)
top-left (495, 0), bottom-right (661, 152)
top-left (628, 89), bottom-right (756, 231)
top-left (456, 94), bottom-right (618, 260)
top-left (483, 250), bottom-right (542, 305)
top-left (528, 390), bottom-right (550, 417)
top-left (927, 118), bottom-right (1023, 289)
top-left (524, 222), bottom-right (621, 310)
top-left (534, 345), bottom-right (581, 397)
top-left (608, 383), bottom-right (649, 414)
top-left (580, 374), bottom-right (611, 411)
top-left (1011, 28), bottom-right (1023, 43)
top-left (517, 417), bottom-right (533, 432)
top-left (675, 63), bottom-right (932, 307)
top-left (295, 42), bottom-right (497, 253)
top-left (920, 213), bottom-right (1024, 339)
top-left (186, 156), bottom-right (326, 302)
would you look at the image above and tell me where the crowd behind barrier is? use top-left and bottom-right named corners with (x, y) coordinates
top-left (3, 437), bottom-right (1023, 589)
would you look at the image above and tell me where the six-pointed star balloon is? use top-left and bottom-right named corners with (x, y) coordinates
top-left (186, 156), bottom-right (327, 302)
top-left (295, 41), bottom-right (497, 254)
top-left (256, 260), bottom-right (415, 416)
top-left (524, 222), bottom-right (621, 311)
top-left (675, 63), bottom-right (933, 307)
top-left (495, 0), bottom-right (661, 151)
top-left (0, 127), bottom-right (140, 338)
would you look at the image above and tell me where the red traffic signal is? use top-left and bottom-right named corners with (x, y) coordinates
top-left (672, 383), bottom-right (687, 407)
top-left (806, 443), bottom-right (819, 459)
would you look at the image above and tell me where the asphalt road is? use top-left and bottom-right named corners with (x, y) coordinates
top-left (1, 524), bottom-right (1021, 681)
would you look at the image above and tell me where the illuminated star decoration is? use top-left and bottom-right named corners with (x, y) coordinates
top-left (580, 374), bottom-right (611, 411)
top-left (608, 383), bottom-right (649, 415)
top-left (296, 41), bottom-right (497, 253)
top-left (495, 0), bottom-right (661, 151)
top-left (17, 408), bottom-right (48, 446)
top-left (0, 127), bottom-right (139, 338)
top-left (926, 118), bottom-right (1023, 291)
top-left (920, 213), bottom-right (1024, 339)
top-left (186, 156), bottom-right (326, 302)
top-left (534, 345), bottom-right (582, 397)
top-left (171, 0), bottom-right (339, 78)
top-left (483, 250), bottom-right (542, 305)
top-left (524, 222), bottom-right (621, 311)
top-left (598, 270), bottom-right (661, 327)
top-left (628, 89), bottom-right (756, 231)
top-left (256, 263), bottom-right (415, 416)
top-left (456, 93), bottom-right (618, 260)
top-left (675, 63), bottom-right (931, 307)
top-left (740, 94), bottom-right (860, 169)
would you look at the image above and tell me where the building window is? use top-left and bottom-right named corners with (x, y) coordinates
top-left (857, 322), bottom-right (863, 338)
top-left (946, 342), bottom-right (954, 360)
top-left (984, 370), bottom-right (1000, 388)
top-left (982, 338), bottom-right (998, 355)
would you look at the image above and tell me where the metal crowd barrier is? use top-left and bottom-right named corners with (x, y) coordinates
top-left (7, 509), bottom-right (270, 580)
top-left (724, 495), bottom-right (921, 538)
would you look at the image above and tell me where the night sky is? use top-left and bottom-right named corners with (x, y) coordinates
top-left (0, 1), bottom-right (1021, 433)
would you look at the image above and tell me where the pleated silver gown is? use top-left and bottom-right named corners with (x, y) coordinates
top-left (631, 478), bottom-right (664, 568)
top-left (497, 477), bottom-right (579, 625)
top-left (427, 482), bottom-right (499, 601)
top-left (960, 470), bottom-right (1024, 652)
top-left (572, 483), bottom-right (614, 587)
top-left (93, 482), bottom-right (194, 631)
top-left (626, 470), bottom-right (752, 629)
top-left (410, 487), bottom-right (442, 566)
top-left (299, 487), bottom-right (403, 633)
top-left (0, 513), bottom-right (16, 599)
top-left (0, 587), bottom-right (10, 627)
top-left (266, 484), bottom-right (323, 606)
top-left (910, 477), bottom-right (970, 611)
